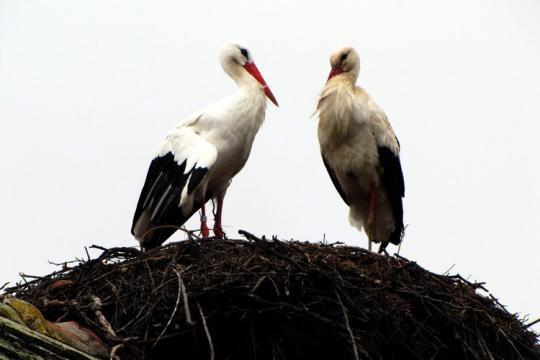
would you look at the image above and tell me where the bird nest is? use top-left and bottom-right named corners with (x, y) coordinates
top-left (4, 231), bottom-right (540, 359)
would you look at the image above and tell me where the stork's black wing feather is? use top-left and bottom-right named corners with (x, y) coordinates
top-left (377, 146), bottom-right (405, 246)
top-left (322, 154), bottom-right (349, 206)
top-left (131, 152), bottom-right (210, 250)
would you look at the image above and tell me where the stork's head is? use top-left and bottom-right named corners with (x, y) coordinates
top-left (327, 47), bottom-right (360, 82)
top-left (219, 43), bottom-right (278, 106)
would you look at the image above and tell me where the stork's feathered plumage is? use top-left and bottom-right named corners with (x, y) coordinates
top-left (132, 43), bottom-right (277, 250)
top-left (316, 47), bottom-right (404, 253)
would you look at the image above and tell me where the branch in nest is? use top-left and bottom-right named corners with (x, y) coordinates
top-left (109, 344), bottom-right (123, 360)
top-left (526, 318), bottom-right (540, 328)
top-left (152, 266), bottom-right (190, 347)
top-left (197, 302), bottom-right (215, 360)
top-left (335, 290), bottom-right (360, 360)
top-left (91, 295), bottom-right (119, 341)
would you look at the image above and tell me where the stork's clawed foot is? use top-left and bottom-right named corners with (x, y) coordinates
top-left (200, 216), bottom-right (210, 239)
top-left (201, 225), bottom-right (210, 238)
top-left (214, 225), bottom-right (225, 239)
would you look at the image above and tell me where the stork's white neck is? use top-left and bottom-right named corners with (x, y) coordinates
top-left (317, 79), bottom-right (358, 147)
top-left (220, 57), bottom-right (261, 91)
top-left (225, 63), bottom-right (268, 130)
top-left (234, 85), bottom-right (267, 126)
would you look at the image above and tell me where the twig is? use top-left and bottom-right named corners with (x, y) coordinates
top-left (140, 224), bottom-right (185, 243)
top-left (91, 295), bottom-right (119, 340)
top-left (250, 276), bottom-right (266, 293)
top-left (197, 302), bottom-right (215, 360)
top-left (498, 328), bottom-right (524, 359)
top-left (153, 266), bottom-right (184, 347)
top-left (42, 298), bottom-right (79, 307)
top-left (109, 344), bottom-right (123, 360)
top-left (47, 260), bottom-right (78, 267)
top-left (442, 264), bottom-right (455, 276)
top-left (19, 273), bottom-right (42, 279)
top-left (240, 235), bottom-right (308, 273)
top-left (335, 291), bottom-right (359, 360)
top-left (238, 229), bottom-right (261, 242)
top-left (250, 294), bottom-right (334, 325)
top-left (180, 226), bottom-right (200, 241)
top-left (526, 318), bottom-right (540, 328)
top-left (328, 241), bottom-right (345, 246)
top-left (179, 270), bottom-right (194, 325)
top-left (394, 253), bottom-right (413, 263)
top-left (144, 260), bottom-right (155, 288)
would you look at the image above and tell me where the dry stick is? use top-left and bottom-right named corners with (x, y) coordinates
top-left (498, 328), bottom-right (525, 360)
top-left (238, 230), bottom-right (308, 273)
top-left (197, 302), bottom-right (215, 360)
top-left (181, 226), bottom-right (197, 241)
top-left (153, 266), bottom-right (184, 347)
top-left (250, 294), bottom-right (334, 325)
top-left (250, 276), bottom-right (266, 293)
top-left (473, 320), bottom-right (495, 360)
top-left (89, 244), bottom-right (109, 252)
top-left (144, 260), bottom-right (155, 288)
top-left (141, 224), bottom-right (199, 244)
top-left (335, 291), bottom-right (360, 360)
top-left (4, 261), bottom-right (82, 294)
top-left (141, 224), bottom-right (181, 242)
top-left (526, 318), bottom-right (540, 328)
top-left (42, 298), bottom-right (79, 308)
top-left (109, 344), bottom-right (123, 360)
top-left (48, 259), bottom-right (79, 267)
top-left (91, 295), bottom-right (119, 340)
top-left (19, 273), bottom-right (42, 279)
top-left (179, 271), bottom-right (194, 325)
top-left (442, 264), bottom-right (456, 276)
top-left (238, 229), bottom-right (261, 242)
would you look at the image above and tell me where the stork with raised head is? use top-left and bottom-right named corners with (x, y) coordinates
top-left (316, 47), bottom-right (405, 253)
top-left (131, 43), bottom-right (278, 250)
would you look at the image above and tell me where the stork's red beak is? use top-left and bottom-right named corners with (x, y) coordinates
top-left (327, 67), bottom-right (343, 81)
top-left (243, 62), bottom-right (279, 107)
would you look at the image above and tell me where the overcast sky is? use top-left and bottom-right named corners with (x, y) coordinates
top-left (1, 0), bottom-right (539, 331)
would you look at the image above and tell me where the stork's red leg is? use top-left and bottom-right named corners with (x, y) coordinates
top-left (366, 183), bottom-right (377, 251)
top-left (200, 203), bottom-right (210, 239)
top-left (213, 192), bottom-right (225, 239)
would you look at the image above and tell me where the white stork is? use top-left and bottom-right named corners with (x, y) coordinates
top-left (316, 47), bottom-right (405, 253)
top-left (131, 43), bottom-right (278, 250)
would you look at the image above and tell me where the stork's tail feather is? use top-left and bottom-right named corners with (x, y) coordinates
top-left (131, 199), bottom-right (210, 251)
top-left (389, 221), bottom-right (404, 245)
top-left (348, 206), bottom-right (364, 231)
top-left (378, 226), bottom-right (404, 253)
top-left (131, 205), bottom-right (190, 251)
top-left (132, 216), bottom-right (181, 251)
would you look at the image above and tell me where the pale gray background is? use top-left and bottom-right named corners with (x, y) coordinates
top-left (1, 1), bottom-right (539, 331)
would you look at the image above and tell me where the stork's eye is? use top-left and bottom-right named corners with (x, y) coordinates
top-left (240, 48), bottom-right (249, 59)
top-left (340, 53), bottom-right (348, 62)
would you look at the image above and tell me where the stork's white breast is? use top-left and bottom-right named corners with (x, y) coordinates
top-left (196, 89), bottom-right (267, 190)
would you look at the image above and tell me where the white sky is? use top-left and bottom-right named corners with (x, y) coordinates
top-left (1, 0), bottom-right (539, 332)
